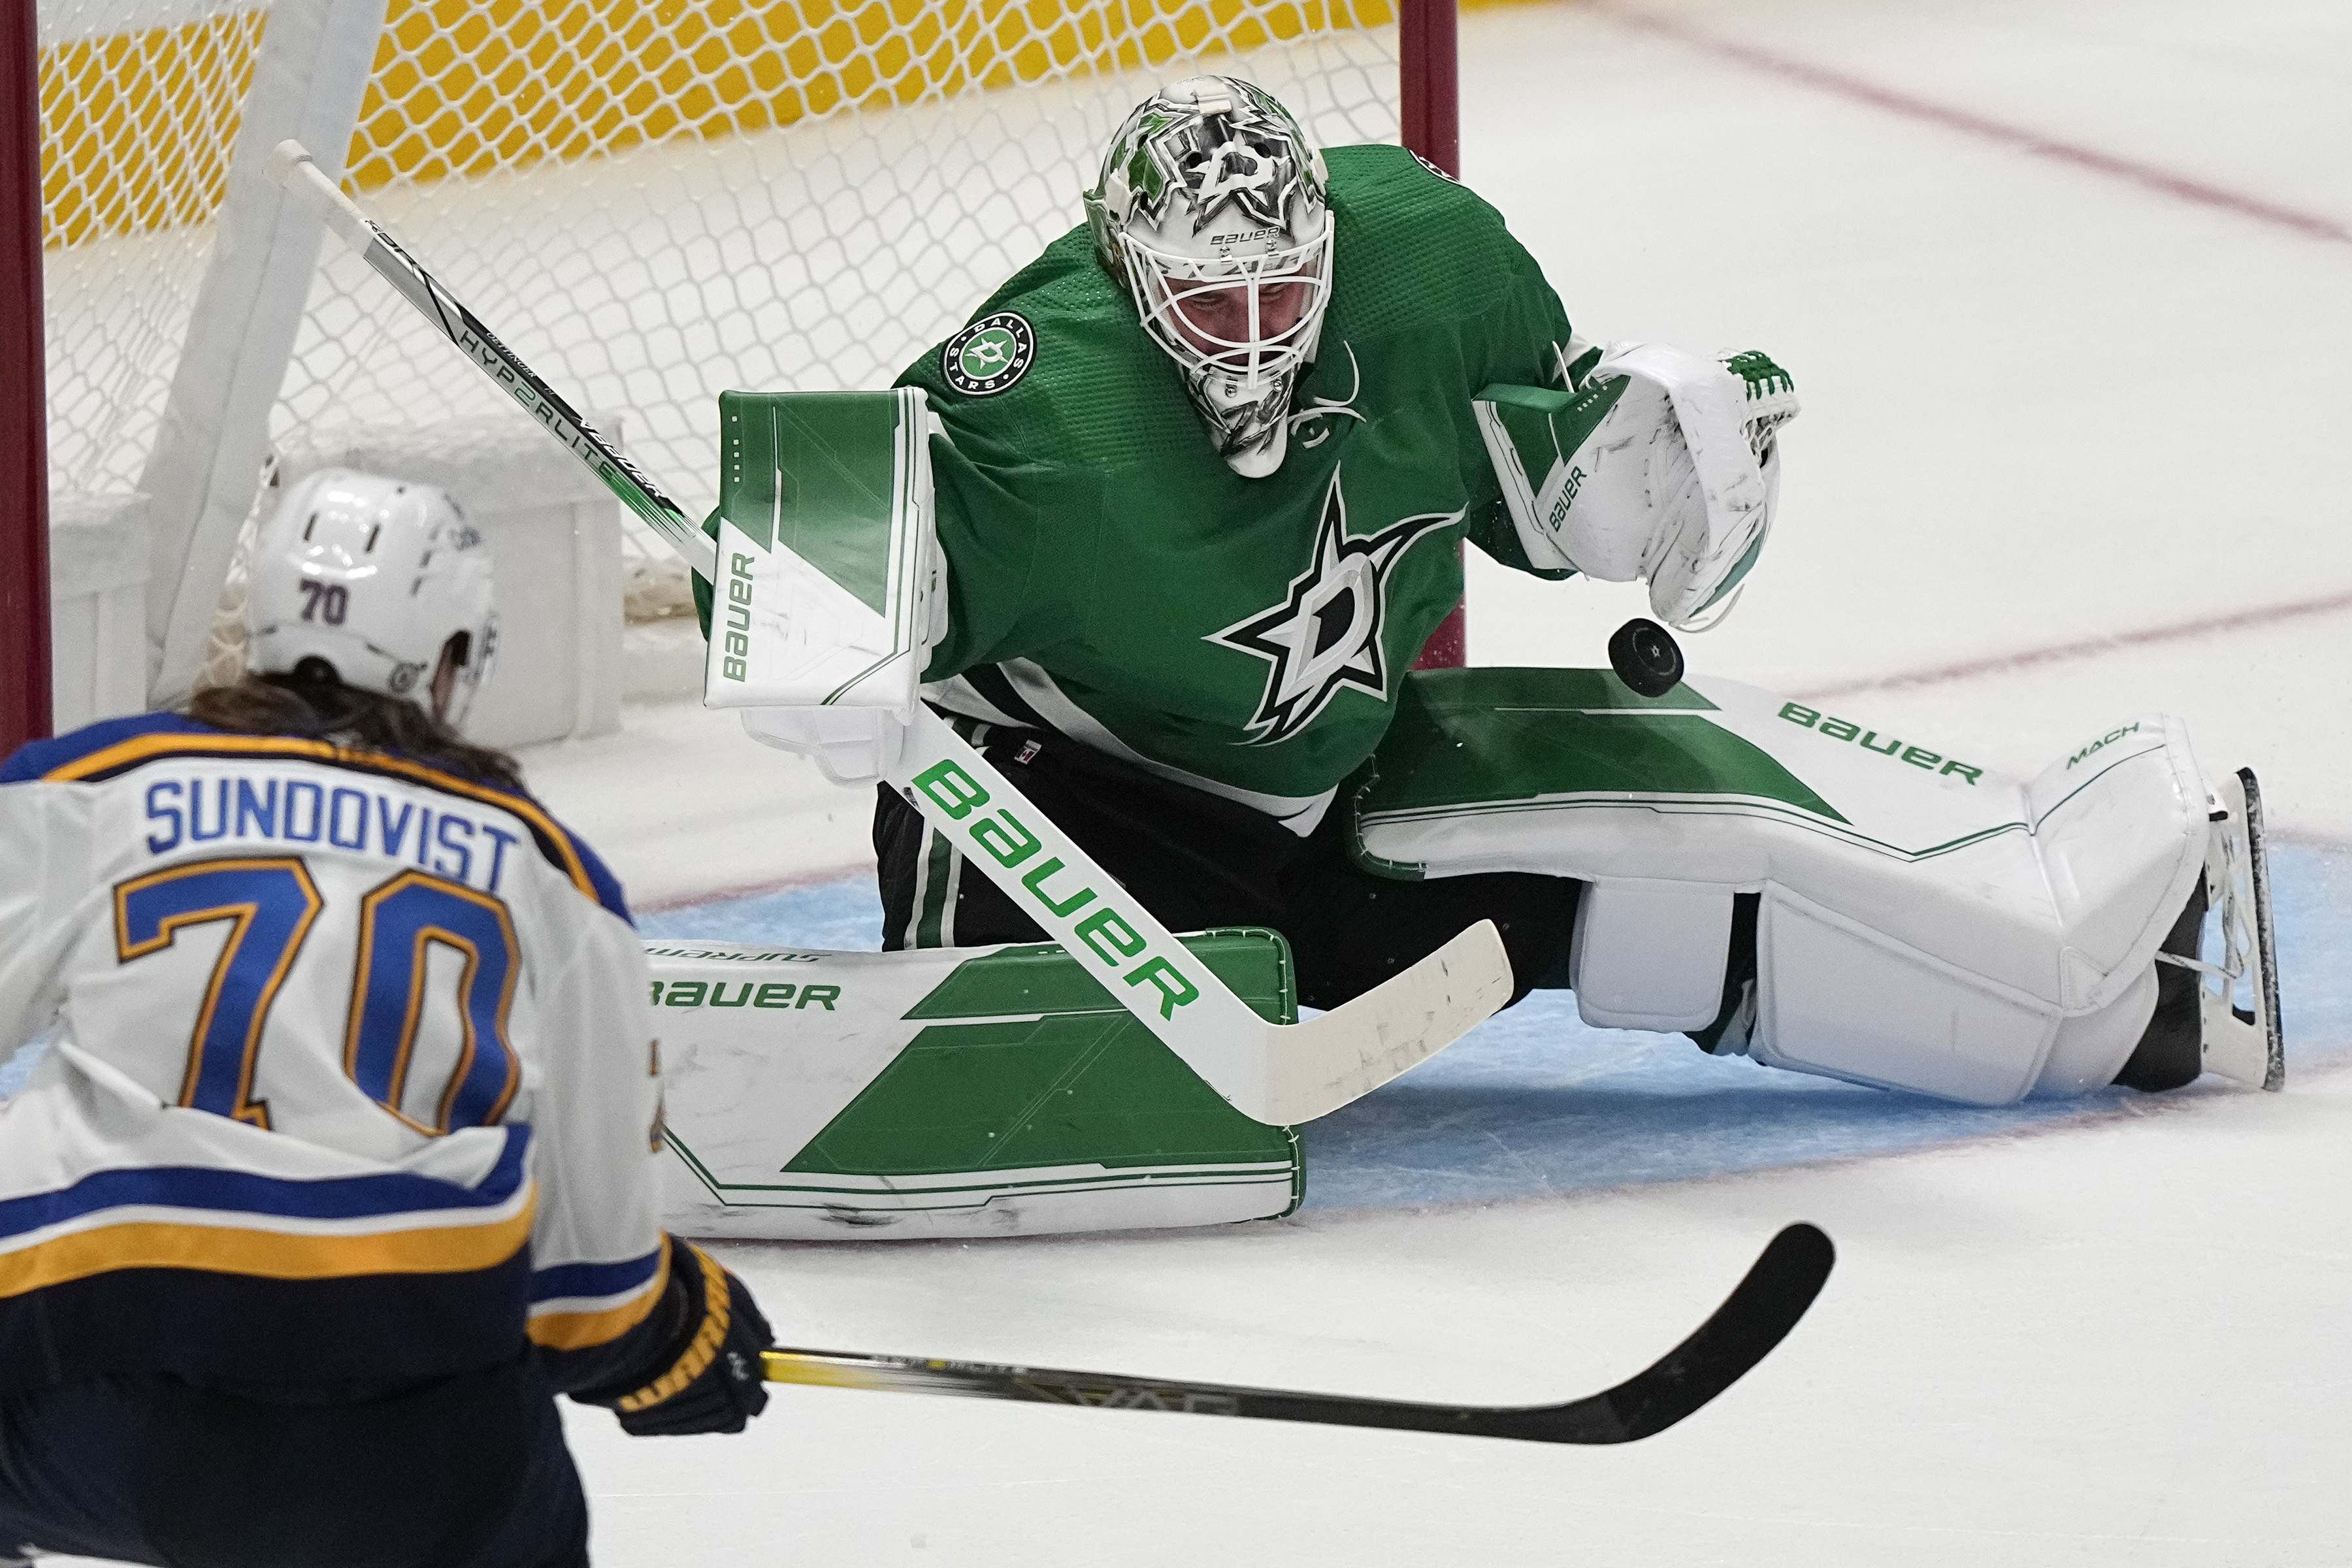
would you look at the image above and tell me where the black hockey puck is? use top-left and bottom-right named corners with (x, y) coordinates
top-left (1609, 617), bottom-right (1684, 698)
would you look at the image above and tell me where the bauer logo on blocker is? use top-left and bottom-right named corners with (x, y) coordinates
top-left (944, 312), bottom-right (1036, 396)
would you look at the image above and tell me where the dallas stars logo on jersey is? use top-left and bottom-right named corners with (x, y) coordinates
top-left (943, 312), bottom-right (1037, 396)
top-left (1209, 468), bottom-right (1456, 745)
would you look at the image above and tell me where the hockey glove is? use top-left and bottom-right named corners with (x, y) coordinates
top-left (590, 1235), bottom-right (774, 1436)
top-left (1475, 342), bottom-right (1797, 630)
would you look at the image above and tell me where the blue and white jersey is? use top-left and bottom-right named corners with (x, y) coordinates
top-left (0, 715), bottom-right (669, 1394)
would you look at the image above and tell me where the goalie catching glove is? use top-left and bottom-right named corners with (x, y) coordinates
top-left (1476, 342), bottom-right (1799, 629)
top-left (575, 1235), bottom-right (775, 1436)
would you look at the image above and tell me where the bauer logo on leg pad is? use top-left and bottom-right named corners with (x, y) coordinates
top-left (1779, 702), bottom-right (1984, 785)
top-left (649, 979), bottom-right (841, 1009)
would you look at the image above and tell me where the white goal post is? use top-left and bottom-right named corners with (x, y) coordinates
top-left (6, 0), bottom-right (1463, 753)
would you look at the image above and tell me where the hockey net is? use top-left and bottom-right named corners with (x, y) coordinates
top-left (38, 0), bottom-right (1407, 700)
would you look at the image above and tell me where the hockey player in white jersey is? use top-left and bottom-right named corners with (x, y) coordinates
top-left (0, 472), bottom-right (774, 1567)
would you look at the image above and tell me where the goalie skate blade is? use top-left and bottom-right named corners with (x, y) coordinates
top-left (2238, 768), bottom-right (2285, 1091)
top-left (761, 1223), bottom-right (1835, 1446)
top-left (2198, 768), bottom-right (2285, 1092)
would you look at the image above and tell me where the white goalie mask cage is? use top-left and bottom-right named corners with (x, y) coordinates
top-left (1086, 76), bottom-right (1335, 478)
top-left (245, 469), bottom-right (499, 730)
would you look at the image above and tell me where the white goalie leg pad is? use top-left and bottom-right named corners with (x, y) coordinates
top-left (647, 933), bottom-right (1305, 1240)
top-left (2031, 966), bottom-right (2160, 1098)
top-left (1749, 715), bottom-right (2208, 1100)
top-left (1356, 673), bottom-right (2212, 1103)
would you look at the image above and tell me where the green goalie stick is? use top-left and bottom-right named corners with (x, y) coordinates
top-left (267, 140), bottom-right (1517, 1126)
top-left (762, 1223), bottom-right (1835, 1443)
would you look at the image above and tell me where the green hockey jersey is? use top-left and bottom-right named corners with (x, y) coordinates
top-left (898, 144), bottom-right (1577, 833)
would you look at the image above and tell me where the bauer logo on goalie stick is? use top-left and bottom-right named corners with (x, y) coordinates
top-left (943, 312), bottom-right (1037, 397)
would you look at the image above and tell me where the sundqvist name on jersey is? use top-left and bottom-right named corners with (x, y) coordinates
top-left (137, 762), bottom-right (530, 892)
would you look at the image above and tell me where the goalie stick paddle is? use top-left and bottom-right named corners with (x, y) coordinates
top-left (265, 140), bottom-right (717, 582)
top-left (762, 1222), bottom-right (1834, 1444)
top-left (894, 706), bottom-right (1514, 1125)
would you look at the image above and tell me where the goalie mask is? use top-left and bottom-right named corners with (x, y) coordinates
top-left (246, 469), bottom-right (498, 730)
top-left (1086, 76), bottom-right (1333, 478)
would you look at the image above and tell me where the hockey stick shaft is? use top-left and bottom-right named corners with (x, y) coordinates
top-left (762, 1223), bottom-right (1833, 1444)
top-left (265, 140), bottom-right (716, 582)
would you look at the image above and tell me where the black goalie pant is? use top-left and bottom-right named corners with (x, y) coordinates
top-left (874, 723), bottom-right (1581, 1012)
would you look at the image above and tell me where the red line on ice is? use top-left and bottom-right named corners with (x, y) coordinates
top-left (1593, 4), bottom-right (2352, 249)
top-left (1799, 588), bottom-right (2352, 698)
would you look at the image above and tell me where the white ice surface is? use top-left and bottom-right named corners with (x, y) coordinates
top-left (567, 1071), bottom-right (2352, 1565)
top-left (45, 0), bottom-right (2352, 1561)
top-left (561, 2), bottom-right (2352, 1561)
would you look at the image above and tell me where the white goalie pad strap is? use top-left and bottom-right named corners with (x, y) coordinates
top-left (648, 934), bottom-right (1303, 1241)
top-left (1569, 882), bottom-right (1733, 1032)
top-left (1355, 670), bottom-right (2209, 1103)
top-left (706, 387), bottom-right (945, 781)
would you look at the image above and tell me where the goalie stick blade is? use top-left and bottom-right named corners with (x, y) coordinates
top-left (761, 1223), bottom-right (1835, 1446)
top-left (1266, 915), bottom-right (1514, 1124)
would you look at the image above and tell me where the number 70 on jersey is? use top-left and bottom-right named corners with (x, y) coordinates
top-left (114, 856), bottom-right (523, 1134)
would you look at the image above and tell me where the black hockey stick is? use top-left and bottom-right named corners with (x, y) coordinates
top-left (762, 1222), bottom-right (1832, 1444)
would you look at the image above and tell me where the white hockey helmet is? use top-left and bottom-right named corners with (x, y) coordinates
top-left (1085, 76), bottom-right (1333, 478)
top-left (246, 468), bottom-right (498, 728)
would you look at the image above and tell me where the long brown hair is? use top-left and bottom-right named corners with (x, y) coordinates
top-left (186, 663), bottom-right (526, 793)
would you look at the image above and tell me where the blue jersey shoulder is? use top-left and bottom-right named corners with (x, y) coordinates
top-left (0, 713), bottom-right (213, 784)
top-left (2, 711), bottom-right (632, 924)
